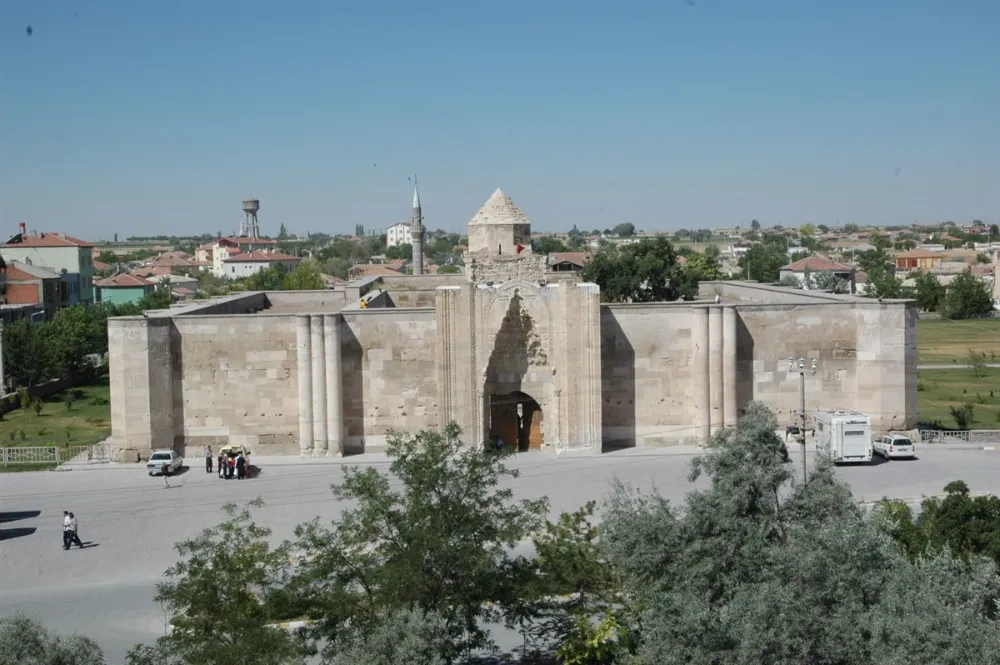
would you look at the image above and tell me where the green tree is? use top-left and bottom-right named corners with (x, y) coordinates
top-left (580, 236), bottom-right (693, 302)
top-left (877, 480), bottom-right (1000, 569)
top-left (737, 243), bottom-right (787, 283)
top-left (913, 271), bottom-right (944, 312)
top-left (329, 608), bottom-right (448, 665)
top-left (277, 223), bottom-right (289, 240)
top-left (531, 236), bottom-right (569, 254)
top-left (749, 219), bottom-right (761, 231)
top-left (1, 318), bottom-right (55, 387)
top-left (681, 249), bottom-right (724, 283)
top-left (602, 402), bottom-right (1000, 665)
top-left (282, 259), bottom-right (325, 291)
top-left (322, 257), bottom-right (352, 280)
top-left (0, 613), bottom-right (106, 665)
top-left (384, 243), bottom-right (412, 260)
top-left (46, 305), bottom-right (112, 377)
top-left (940, 268), bottom-right (994, 319)
top-left (612, 222), bottom-right (636, 237)
top-left (245, 264), bottom-right (290, 291)
top-left (810, 270), bottom-right (848, 293)
top-left (292, 423), bottom-right (548, 663)
top-left (124, 500), bottom-right (307, 665)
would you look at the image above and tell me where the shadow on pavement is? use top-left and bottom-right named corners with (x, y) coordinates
top-left (0, 510), bottom-right (41, 524)
top-left (0, 527), bottom-right (37, 541)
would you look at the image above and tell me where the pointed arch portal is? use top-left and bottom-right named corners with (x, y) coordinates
top-left (488, 391), bottom-right (543, 452)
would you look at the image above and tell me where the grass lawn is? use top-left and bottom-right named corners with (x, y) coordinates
top-left (0, 376), bottom-right (111, 449)
top-left (917, 318), bottom-right (1000, 364)
top-left (917, 367), bottom-right (1000, 429)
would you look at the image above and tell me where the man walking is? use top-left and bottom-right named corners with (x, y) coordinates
top-left (205, 445), bottom-right (213, 473)
top-left (62, 511), bottom-right (72, 550)
top-left (67, 512), bottom-right (83, 548)
top-left (162, 461), bottom-right (170, 488)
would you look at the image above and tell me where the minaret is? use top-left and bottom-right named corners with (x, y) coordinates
top-left (411, 177), bottom-right (424, 275)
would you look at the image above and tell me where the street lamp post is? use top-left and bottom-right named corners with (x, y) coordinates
top-left (789, 356), bottom-right (818, 483)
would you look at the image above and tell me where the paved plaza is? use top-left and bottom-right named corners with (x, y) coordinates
top-left (1, 445), bottom-right (998, 663)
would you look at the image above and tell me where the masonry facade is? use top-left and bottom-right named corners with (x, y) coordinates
top-left (107, 190), bottom-right (918, 461)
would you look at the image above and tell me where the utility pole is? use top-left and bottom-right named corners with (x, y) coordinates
top-left (789, 356), bottom-right (818, 483)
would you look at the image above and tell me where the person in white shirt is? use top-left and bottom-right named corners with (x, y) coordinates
top-left (62, 511), bottom-right (72, 550)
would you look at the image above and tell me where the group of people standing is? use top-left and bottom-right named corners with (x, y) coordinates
top-left (205, 446), bottom-right (251, 480)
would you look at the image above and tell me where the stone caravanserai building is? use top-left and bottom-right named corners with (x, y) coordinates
top-left (108, 188), bottom-right (917, 460)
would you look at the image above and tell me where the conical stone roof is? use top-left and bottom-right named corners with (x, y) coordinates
top-left (467, 189), bottom-right (532, 226)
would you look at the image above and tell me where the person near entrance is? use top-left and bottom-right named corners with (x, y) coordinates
top-left (205, 445), bottom-right (213, 473)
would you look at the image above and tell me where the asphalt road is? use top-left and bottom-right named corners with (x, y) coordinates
top-left (1, 445), bottom-right (998, 664)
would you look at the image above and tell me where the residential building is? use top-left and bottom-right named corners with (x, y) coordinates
top-left (195, 237), bottom-right (278, 277)
top-left (779, 256), bottom-right (856, 292)
top-left (222, 250), bottom-right (301, 279)
top-left (1, 226), bottom-right (95, 305)
top-left (386, 222), bottom-right (413, 247)
top-left (94, 273), bottom-right (156, 306)
top-left (895, 248), bottom-right (944, 271)
top-left (3, 261), bottom-right (62, 320)
top-left (547, 252), bottom-right (593, 273)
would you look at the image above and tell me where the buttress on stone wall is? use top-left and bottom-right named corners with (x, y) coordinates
top-left (107, 280), bottom-right (917, 461)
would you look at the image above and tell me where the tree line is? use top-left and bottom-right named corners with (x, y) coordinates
top-left (1, 289), bottom-right (173, 390)
top-left (7, 403), bottom-right (1000, 664)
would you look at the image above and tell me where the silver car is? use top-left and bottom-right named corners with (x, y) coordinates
top-left (147, 450), bottom-right (184, 476)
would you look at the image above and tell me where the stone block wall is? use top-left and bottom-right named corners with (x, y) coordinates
top-left (170, 314), bottom-right (300, 457)
top-left (340, 309), bottom-right (440, 450)
top-left (600, 303), bottom-right (701, 446)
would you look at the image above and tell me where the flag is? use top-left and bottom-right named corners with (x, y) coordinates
top-left (516, 244), bottom-right (525, 254)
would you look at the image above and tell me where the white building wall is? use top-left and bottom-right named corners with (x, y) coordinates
top-left (386, 223), bottom-right (412, 248)
top-left (223, 259), bottom-right (301, 279)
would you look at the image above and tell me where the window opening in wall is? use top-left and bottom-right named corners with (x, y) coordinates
top-left (498, 244), bottom-right (502, 255)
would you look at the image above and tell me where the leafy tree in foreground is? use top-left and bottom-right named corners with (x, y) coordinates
top-left (292, 422), bottom-right (548, 664)
top-left (125, 499), bottom-right (307, 665)
top-left (877, 480), bottom-right (1000, 569)
top-left (0, 613), bottom-right (105, 665)
top-left (329, 608), bottom-right (448, 665)
top-left (602, 401), bottom-right (1000, 665)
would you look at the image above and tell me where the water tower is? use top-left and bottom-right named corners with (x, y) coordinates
top-left (241, 194), bottom-right (261, 238)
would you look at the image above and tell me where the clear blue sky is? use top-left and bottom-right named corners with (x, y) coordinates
top-left (2, 0), bottom-right (998, 240)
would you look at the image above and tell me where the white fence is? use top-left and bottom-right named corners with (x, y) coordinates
top-left (1, 443), bottom-right (111, 467)
top-left (918, 429), bottom-right (1000, 445)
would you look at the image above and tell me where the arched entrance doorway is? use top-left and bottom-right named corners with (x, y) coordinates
top-left (488, 392), bottom-right (543, 452)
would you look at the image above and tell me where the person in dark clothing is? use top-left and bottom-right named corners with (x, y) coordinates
top-left (235, 454), bottom-right (245, 480)
top-left (218, 454), bottom-right (225, 478)
top-left (67, 512), bottom-right (83, 548)
top-left (205, 446), bottom-right (213, 473)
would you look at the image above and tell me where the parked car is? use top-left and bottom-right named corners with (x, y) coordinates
top-left (147, 450), bottom-right (184, 476)
top-left (873, 434), bottom-right (916, 460)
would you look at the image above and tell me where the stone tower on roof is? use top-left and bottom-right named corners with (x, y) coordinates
top-left (466, 189), bottom-right (533, 258)
top-left (465, 188), bottom-right (546, 285)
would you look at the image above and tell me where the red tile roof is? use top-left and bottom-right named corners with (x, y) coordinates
top-left (96, 273), bottom-right (153, 288)
top-left (93, 260), bottom-right (111, 271)
top-left (224, 250), bottom-right (300, 262)
top-left (6, 262), bottom-right (60, 281)
top-left (3, 232), bottom-right (93, 248)
top-left (780, 256), bottom-right (854, 272)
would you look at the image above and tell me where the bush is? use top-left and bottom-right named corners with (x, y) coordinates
top-left (949, 403), bottom-right (975, 429)
top-left (32, 402), bottom-right (43, 416)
